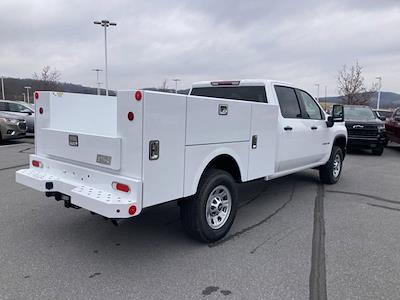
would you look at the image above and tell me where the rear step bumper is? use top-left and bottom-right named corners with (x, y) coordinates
top-left (16, 155), bottom-right (142, 218)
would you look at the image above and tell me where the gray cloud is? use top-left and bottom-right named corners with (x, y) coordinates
top-left (1, 0), bottom-right (399, 95)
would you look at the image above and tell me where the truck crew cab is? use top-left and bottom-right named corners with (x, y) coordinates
top-left (16, 80), bottom-right (347, 242)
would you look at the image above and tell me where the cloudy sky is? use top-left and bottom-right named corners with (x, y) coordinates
top-left (1, 0), bottom-right (399, 95)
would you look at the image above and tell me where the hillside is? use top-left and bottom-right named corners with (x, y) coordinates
top-left (321, 92), bottom-right (400, 108)
top-left (0, 77), bottom-right (116, 101)
top-left (0, 77), bottom-right (191, 101)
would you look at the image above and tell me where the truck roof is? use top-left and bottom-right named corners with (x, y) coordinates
top-left (191, 79), bottom-right (294, 88)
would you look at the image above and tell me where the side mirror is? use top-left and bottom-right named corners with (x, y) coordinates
top-left (379, 115), bottom-right (386, 121)
top-left (327, 104), bottom-right (344, 128)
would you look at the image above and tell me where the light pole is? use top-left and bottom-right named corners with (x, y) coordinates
top-left (376, 76), bottom-right (382, 109)
top-left (324, 85), bottom-right (327, 111)
top-left (92, 68), bottom-right (103, 95)
top-left (172, 78), bottom-right (181, 93)
top-left (94, 20), bottom-right (117, 96)
top-left (315, 83), bottom-right (320, 102)
top-left (1, 76), bottom-right (5, 100)
top-left (24, 86), bottom-right (31, 103)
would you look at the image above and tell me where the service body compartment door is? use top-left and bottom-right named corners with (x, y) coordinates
top-left (186, 96), bottom-right (251, 145)
top-left (247, 103), bottom-right (279, 180)
top-left (141, 92), bottom-right (187, 207)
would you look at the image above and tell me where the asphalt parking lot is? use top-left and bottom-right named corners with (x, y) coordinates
top-left (1, 138), bottom-right (400, 299)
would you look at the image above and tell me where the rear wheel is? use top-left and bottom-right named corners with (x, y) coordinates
top-left (372, 146), bottom-right (384, 156)
top-left (319, 146), bottom-right (343, 184)
top-left (180, 169), bottom-right (238, 243)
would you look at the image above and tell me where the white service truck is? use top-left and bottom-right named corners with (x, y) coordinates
top-left (16, 79), bottom-right (347, 242)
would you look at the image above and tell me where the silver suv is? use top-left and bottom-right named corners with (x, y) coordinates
top-left (0, 100), bottom-right (35, 133)
top-left (0, 112), bottom-right (27, 143)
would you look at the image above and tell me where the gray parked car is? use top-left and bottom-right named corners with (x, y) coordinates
top-left (0, 100), bottom-right (35, 133)
top-left (0, 112), bottom-right (27, 143)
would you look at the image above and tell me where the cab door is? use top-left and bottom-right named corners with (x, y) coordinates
top-left (275, 85), bottom-right (316, 172)
top-left (296, 89), bottom-right (330, 162)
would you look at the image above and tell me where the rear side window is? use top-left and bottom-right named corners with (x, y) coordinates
top-left (0, 102), bottom-right (8, 111)
top-left (274, 86), bottom-right (302, 118)
top-left (190, 86), bottom-right (267, 103)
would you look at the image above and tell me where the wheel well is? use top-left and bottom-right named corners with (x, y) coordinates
top-left (205, 155), bottom-right (242, 182)
top-left (334, 135), bottom-right (347, 157)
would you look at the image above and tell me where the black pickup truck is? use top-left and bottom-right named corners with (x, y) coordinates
top-left (344, 105), bottom-right (386, 155)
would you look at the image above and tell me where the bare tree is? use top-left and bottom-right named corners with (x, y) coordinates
top-left (337, 61), bottom-right (377, 105)
top-left (158, 79), bottom-right (168, 92)
top-left (33, 66), bottom-right (62, 90)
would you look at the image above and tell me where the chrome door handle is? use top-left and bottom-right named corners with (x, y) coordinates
top-left (311, 126), bottom-right (318, 130)
top-left (284, 126), bottom-right (293, 131)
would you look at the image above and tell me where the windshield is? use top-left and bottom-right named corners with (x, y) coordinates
top-left (344, 106), bottom-right (376, 121)
top-left (190, 86), bottom-right (267, 103)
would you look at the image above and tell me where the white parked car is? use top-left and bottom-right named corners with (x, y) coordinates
top-left (0, 100), bottom-right (35, 133)
top-left (16, 80), bottom-right (347, 242)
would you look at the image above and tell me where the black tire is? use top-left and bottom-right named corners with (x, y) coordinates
top-left (180, 169), bottom-right (238, 243)
top-left (319, 146), bottom-right (343, 184)
top-left (372, 146), bottom-right (384, 156)
top-left (384, 139), bottom-right (389, 147)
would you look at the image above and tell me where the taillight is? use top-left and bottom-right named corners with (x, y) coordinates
top-left (32, 160), bottom-right (42, 168)
top-left (39, 107), bottom-right (43, 114)
top-left (112, 182), bottom-right (130, 193)
top-left (127, 112), bottom-right (134, 121)
top-left (34, 92), bottom-right (39, 100)
top-left (135, 91), bottom-right (142, 101)
top-left (128, 205), bottom-right (137, 215)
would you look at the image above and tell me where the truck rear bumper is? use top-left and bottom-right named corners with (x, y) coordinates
top-left (16, 155), bottom-right (142, 218)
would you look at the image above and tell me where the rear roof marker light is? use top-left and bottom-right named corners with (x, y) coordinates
top-left (34, 92), bottom-right (39, 100)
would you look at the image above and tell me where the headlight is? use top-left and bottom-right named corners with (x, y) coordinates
top-left (0, 118), bottom-right (19, 124)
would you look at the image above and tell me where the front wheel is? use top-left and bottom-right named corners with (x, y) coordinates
top-left (180, 169), bottom-right (238, 243)
top-left (319, 146), bottom-right (343, 184)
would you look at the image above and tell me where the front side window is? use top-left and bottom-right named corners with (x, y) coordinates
top-left (274, 86), bottom-right (302, 118)
top-left (8, 103), bottom-right (26, 112)
top-left (299, 90), bottom-right (323, 120)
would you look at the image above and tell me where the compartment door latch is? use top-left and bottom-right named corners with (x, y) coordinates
top-left (149, 140), bottom-right (160, 160)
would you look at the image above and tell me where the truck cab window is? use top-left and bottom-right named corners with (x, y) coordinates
top-left (274, 86), bottom-right (302, 118)
top-left (298, 90), bottom-right (323, 120)
top-left (190, 86), bottom-right (267, 103)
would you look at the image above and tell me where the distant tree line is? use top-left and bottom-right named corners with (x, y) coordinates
top-left (1, 66), bottom-right (116, 102)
